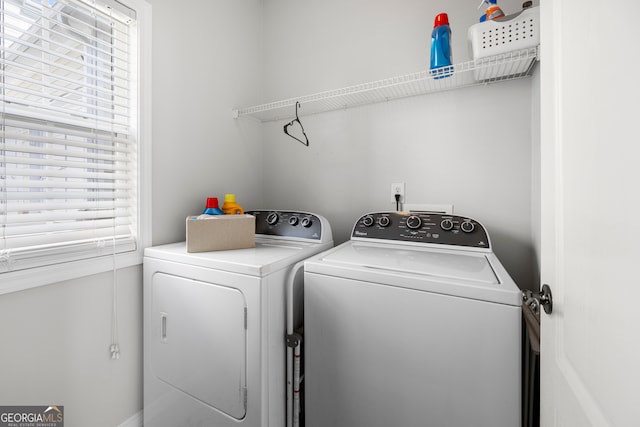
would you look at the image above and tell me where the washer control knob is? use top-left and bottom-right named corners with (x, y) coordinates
top-left (362, 215), bottom-right (375, 227)
top-left (406, 215), bottom-right (422, 230)
top-left (461, 220), bottom-right (475, 233)
top-left (440, 218), bottom-right (454, 231)
top-left (301, 217), bottom-right (313, 228)
top-left (266, 212), bottom-right (279, 226)
top-left (378, 216), bottom-right (391, 227)
top-left (288, 216), bottom-right (299, 226)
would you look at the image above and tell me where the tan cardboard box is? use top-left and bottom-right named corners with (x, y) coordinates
top-left (186, 214), bottom-right (255, 253)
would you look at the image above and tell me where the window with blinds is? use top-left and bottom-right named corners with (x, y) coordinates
top-left (1, 0), bottom-right (140, 273)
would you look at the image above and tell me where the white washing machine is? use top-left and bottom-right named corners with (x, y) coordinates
top-left (303, 211), bottom-right (522, 427)
top-left (143, 210), bottom-right (332, 427)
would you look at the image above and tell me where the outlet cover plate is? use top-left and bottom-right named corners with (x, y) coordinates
top-left (403, 203), bottom-right (454, 214)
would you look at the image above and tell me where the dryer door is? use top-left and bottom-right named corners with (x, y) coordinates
top-left (151, 273), bottom-right (247, 419)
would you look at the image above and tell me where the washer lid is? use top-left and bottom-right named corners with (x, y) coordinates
top-left (322, 242), bottom-right (498, 284)
top-left (305, 241), bottom-right (521, 306)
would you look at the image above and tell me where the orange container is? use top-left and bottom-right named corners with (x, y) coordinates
top-left (221, 193), bottom-right (244, 215)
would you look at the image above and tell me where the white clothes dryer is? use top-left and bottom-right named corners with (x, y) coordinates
top-left (143, 210), bottom-right (332, 427)
top-left (303, 211), bottom-right (522, 427)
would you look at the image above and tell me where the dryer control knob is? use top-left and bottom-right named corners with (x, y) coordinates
top-left (378, 216), bottom-right (391, 227)
top-left (266, 212), bottom-right (279, 226)
top-left (288, 216), bottom-right (299, 226)
top-left (461, 220), bottom-right (475, 233)
top-left (301, 217), bottom-right (313, 228)
top-left (440, 218), bottom-right (454, 231)
top-left (362, 215), bottom-right (375, 227)
top-left (406, 215), bottom-right (422, 230)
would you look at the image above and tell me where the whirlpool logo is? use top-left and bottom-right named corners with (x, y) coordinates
top-left (0, 406), bottom-right (63, 427)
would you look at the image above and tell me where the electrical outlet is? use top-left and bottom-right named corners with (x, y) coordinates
top-left (390, 182), bottom-right (405, 203)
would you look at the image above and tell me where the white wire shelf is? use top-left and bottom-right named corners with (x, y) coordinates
top-left (233, 46), bottom-right (539, 123)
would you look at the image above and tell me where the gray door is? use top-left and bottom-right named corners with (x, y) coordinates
top-left (151, 273), bottom-right (247, 419)
top-left (540, 1), bottom-right (640, 424)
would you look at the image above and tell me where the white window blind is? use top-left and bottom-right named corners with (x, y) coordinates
top-left (1, 0), bottom-right (139, 273)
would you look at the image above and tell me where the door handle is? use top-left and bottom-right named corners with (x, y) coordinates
top-left (538, 284), bottom-right (553, 314)
top-left (522, 284), bottom-right (553, 315)
top-left (161, 312), bottom-right (168, 342)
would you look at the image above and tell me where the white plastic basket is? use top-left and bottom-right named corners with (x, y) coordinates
top-left (468, 6), bottom-right (539, 80)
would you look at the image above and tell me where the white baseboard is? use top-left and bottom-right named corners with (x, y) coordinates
top-left (118, 411), bottom-right (143, 427)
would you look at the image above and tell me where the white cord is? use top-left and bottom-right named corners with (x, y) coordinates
top-left (110, 262), bottom-right (120, 360)
top-left (108, 66), bottom-right (120, 360)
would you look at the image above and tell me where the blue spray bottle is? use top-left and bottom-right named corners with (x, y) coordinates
top-left (429, 13), bottom-right (452, 79)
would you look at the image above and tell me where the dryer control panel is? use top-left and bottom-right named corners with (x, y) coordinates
top-left (247, 210), bottom-right (329, 242)
top-left (351, 211), bottom-right (490, 249)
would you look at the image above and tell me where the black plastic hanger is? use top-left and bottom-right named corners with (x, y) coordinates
top-left (283, 101), bottom-right (309, 146)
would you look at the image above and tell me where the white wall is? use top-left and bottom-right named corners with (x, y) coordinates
top-left (257, 0), bottom-right (539, 290)
top-left (150, 0), bottom-right (265, 245)
top-left (0, 266), bottom-right (143, 426)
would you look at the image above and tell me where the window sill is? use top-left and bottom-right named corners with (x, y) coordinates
top-left (0, 250), bottom-right (143, 295)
